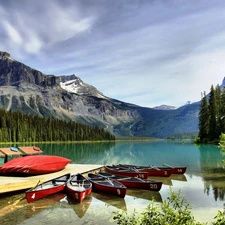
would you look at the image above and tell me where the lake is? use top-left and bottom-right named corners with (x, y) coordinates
top-left (0, 140), bottom-right (225, 225)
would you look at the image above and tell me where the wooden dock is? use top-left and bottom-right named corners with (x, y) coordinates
top-left (0, 164), bottom-right (103, 194)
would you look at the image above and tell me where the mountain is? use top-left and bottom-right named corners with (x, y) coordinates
top-left (0, 51), bottom-right (200, 138)
top-left (153, 105), bottom-right (177, 110)
top-left (220, 77), bottom-right (225, 89)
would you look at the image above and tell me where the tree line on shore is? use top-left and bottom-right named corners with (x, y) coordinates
top-left (0, 109), bottom-right (115, 142)
top-left (197, 84), bottom-right (225, 144)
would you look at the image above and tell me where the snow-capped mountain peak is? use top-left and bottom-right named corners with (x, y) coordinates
top-left (60, 78), bottom-right (84, 94)
top-left (60, 75), bottom-right (106, 99)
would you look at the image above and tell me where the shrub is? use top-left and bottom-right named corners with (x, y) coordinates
top-left (113, 188), bottom-right (225, 225)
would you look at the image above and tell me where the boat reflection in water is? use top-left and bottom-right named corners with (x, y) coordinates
top-left (0, 192), bottom-right (67, 225)
top-left (92, 192), bottom-right (127, 211)
top-left (26, 193), bottom-right (67, 217)
top-left (170, 174), bottom-right (187, 182)
top-left (126, 189), bottom-right (163, 203)
top-left (66, 194), bottom-right (92, 218)
top-left (0, 191), bottom-right (26, 218)
top-left (148, 176), bottom-right (173, 186)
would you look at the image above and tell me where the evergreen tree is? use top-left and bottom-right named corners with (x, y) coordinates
top-left (0, 108), bottom-right (115, 142)
top-left (219, 86), bottom-right (225, 134)
top-left (208, 85), bottom-right (219, 141)
top-left (198, 92), bottom-right (209, 142)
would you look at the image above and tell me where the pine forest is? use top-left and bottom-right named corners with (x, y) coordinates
top-left (198, 84), bottom-right (225, 143)
top-left (0, 109), bottom-right (115, 142)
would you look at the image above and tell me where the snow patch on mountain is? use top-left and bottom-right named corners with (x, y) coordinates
top-left (60, 79), bottom-right (83, 94)
top-left (60, 77), bottom-right (107, 99)
top-left (153, 104), bottom-right (177, 110)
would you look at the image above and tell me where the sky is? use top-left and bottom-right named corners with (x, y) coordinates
top-left (1, 0), bottom-right (225, 108)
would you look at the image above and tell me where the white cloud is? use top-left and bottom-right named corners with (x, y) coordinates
top-left (24, 32), bottom-right (43, 54)
top-left (1, 0), bottom-right (225, 108)
top-left (0, 1), bottom-right (96, 54)
top-left (2, 20), bottom-right (22, 46)
top-left (40, 3), bottom-right (96, 44)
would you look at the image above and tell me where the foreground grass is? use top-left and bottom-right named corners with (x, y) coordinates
top-left (113, 188), bottom-right (225, 225)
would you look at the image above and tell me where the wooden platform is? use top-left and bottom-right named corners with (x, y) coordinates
top-left (0, 164), bottom-right (103, 194)
top-left (0, 146), bottom-right (43, 163)
top-left (0, 147), bottom-right (22, 157)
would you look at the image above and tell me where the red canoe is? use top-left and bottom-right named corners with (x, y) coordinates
top-left (117, 164), bottom-right (172, 177)
top-left (97, 172), bottom-right (162, 191)
top-left (118, 163), bottom-right (186, 175)
top-left (159, 164), bottom-right (187, 174)
top-left (0, 155), bottom-right (71, 175)
top-left (66, 173), bottom-right (92, 203)
top-left (105, 165), bottom-right (149, 179)
top-left (26, 173), bottom-right (70, 203)
top-left (88, 173), bottom-right (127, 198)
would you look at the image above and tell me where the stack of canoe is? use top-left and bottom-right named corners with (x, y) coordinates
top-left (117, 164), bottom-right (187, 175)
top-left (7, 160), bottom-right (186, 204)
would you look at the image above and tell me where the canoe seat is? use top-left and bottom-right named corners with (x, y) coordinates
top-left (52, 181), bottom-right (61, 186)
top-left (70, 181), bottom-right (82, 186)
top-left (54, 179), bottom-right (67, 182)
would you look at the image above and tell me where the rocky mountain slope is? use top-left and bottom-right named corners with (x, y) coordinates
top-left (0, 51), bottom-right (200, 138)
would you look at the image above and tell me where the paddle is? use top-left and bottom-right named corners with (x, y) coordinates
top-left (31, 180), bottom-right (41, 190)
top-left (163, 163), bottom-right (174, 168)
top-left (130, 167), bottom-right (139, 172)
top-left (97, 173), bottom-right (115, 179)
top-left (117, 165), bottom-right (140, 173)
top-left (106, 178), bottom-right (114, 186)
top-left (99, 173), bottom-right (134, 181)
top-left (118, 177), bottom-right (134, 181)
top-left (150, 165), bottom-right (160, 171)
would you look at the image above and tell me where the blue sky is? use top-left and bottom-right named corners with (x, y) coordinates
top-left (1, 0), bottom-right (225, 108)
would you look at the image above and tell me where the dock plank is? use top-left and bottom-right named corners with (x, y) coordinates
top-left (0, 164), bottom-right (103, 194)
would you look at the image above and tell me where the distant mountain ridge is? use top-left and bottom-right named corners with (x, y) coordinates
top-left (153, 105), bottom-right (177, 110)
top-left (0, 51), bottom-right (200, 138)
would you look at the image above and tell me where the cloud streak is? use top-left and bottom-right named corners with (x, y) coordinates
top-left (1, 0), bottom-right (225, 107)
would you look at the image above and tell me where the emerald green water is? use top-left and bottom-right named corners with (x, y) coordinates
top-left (0, 141), bottom-right (225, 224)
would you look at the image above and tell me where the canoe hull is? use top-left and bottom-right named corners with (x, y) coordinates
top-left (66, 187), bottom-right (92, 203)
top-left (117, 164), bottom-right (173, 177)
top-left (26, 173), bottom-right (70, 203)
top-left (118, 180), bottom-right (162, 191)
top-left (98, 172), bottom-right (162, 191)
top-left (154, 167), bottom-right (187, 175)
top-left (137, 168), bottom-right (172, 177)
top-left (0, 155), bottom-right (71, 175)
top-left (118, 164), bottom-right (187, 175)
top-left (91, 182), bottom-right (126, 198)
top-left (170, 167), bottom-right (187, 174)
top-left (104, 166), bottom-right (149, 179)
top-left (88, 173), bottom-right (127, 198)
top-left (26, 184), bottom-right (66, 203)
top-left (66, 174), bottom-right (92, 203)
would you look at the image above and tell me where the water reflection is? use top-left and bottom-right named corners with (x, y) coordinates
top-left (26, 193), bottom-right (66, 217)
top-left (40, 142), bottom-right (116, 164)
top-left (91, 192), bottom-right (127, 211)
top-left (66, 194), bottom-right (92, 218)
top-left (0, 141), bottom-right (225, 224)
top-left (148, 176), bottom-right (173, 186)
top-left (0, 191), bottom-right (26, 218)
top-left (0, 193), bottom-right (66, 225)
top-left (196, 144), bottom-right (225, 201)
top-left (170, 174), bottom-right (187, 182)
top-left (126, 189), bottom-right (162, 202)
